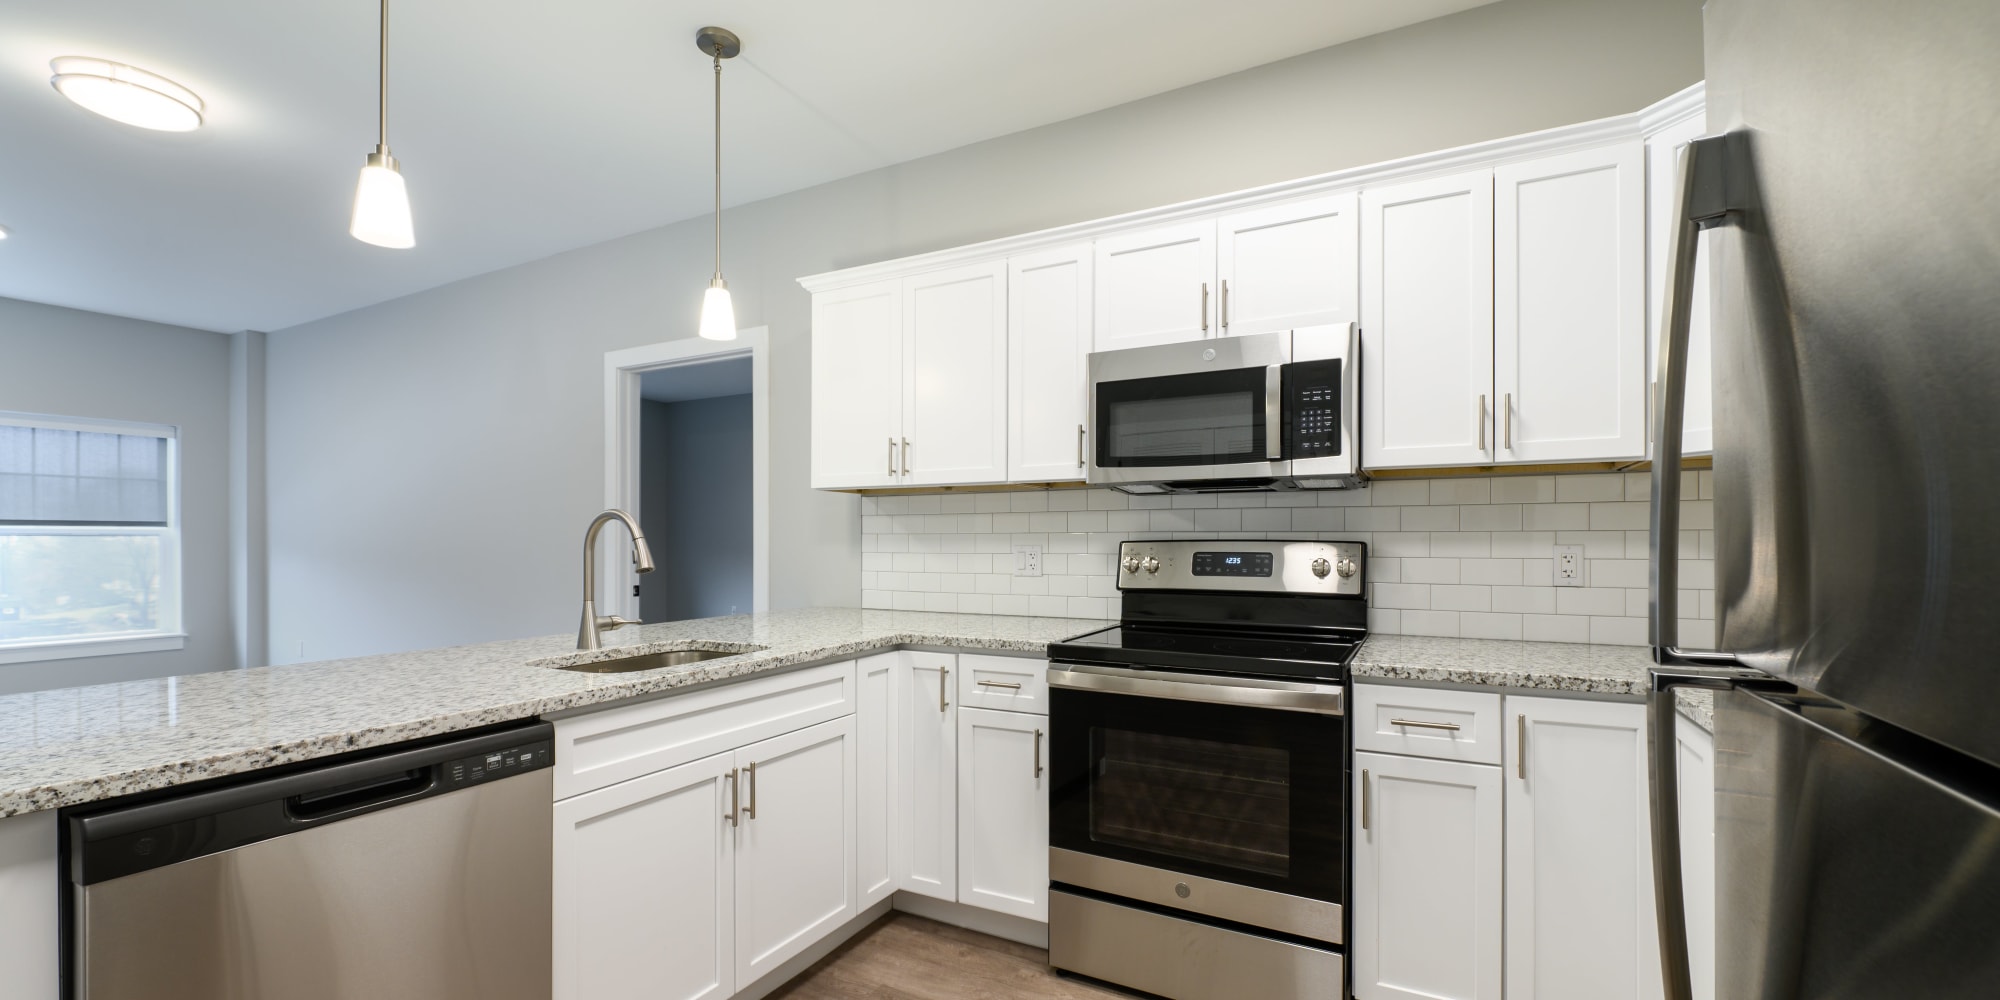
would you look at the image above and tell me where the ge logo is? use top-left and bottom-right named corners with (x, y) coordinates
top-left (1201, 349), bottom-right (1216, 362)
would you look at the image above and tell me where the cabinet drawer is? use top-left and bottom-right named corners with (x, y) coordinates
top-left (956, 653), bottom-right (1049, 714)
top-left (1352, 684), bottom-right (1503, 765)
top-left (552, 660), bottom-right (856, 800)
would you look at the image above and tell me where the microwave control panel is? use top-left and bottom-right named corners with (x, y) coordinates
top-left (1283, 358), bottom-right (1344, 458)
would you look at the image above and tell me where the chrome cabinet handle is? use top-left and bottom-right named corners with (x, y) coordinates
top-left (1200, 282), bottom-right (1209, 333)
top-left (901, 438), bottom-right (911, 476)
top-left (1390, 718), bottom-right (1461, 732)
top-left (977, 679), bottom-right (1023, 690)
top-left (724, 767), bottom-right (739, 825)
top-left (1516, 714), bottom-right (1527, 780)
top-left (939, 665), bottom-right (949, 714)
top-left (1504, 392), bottom-right (1513, 450)
top-left (888, 437), bottom-right (896, 477)
top-left (1033, 728), bottom-right (1044, 779)
top-left (743, 761), bottom-right (758, 820)
top-left (1361, 769), bottom-right (1371, 831)
top-left (1478, 394), bottom-right (1487, 451)
top-left (1077, 424), bottom-right (1086, 468)
top-left (1220, 279), bottom-right (1230, 331)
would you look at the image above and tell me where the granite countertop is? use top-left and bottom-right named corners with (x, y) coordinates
top-left (1352, 634), bottom-right (1660, 696)
top-left (0, 608), bottom-right (1106, 819)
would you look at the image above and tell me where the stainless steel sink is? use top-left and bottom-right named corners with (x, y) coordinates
top-left (555, 644), bottom-right (764, 673)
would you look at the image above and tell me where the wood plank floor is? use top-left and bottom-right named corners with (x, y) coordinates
top-left (765, 912), bottom-right (1141, 1000)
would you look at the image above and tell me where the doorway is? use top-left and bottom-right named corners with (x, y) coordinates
top-left (602, 330), bottom-right (769, 624)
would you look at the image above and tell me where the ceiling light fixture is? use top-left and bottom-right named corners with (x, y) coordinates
top-left (696, 26), bottom-right (741, 342)
top-left (0, 225), bottom-right (10, 241)
top-left (350, 0), bottom-right (414, 248)
top-left (49, 57), bottom-right (204, 132)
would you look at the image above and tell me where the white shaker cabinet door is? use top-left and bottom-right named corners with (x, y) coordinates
top-left (1351, 751), bottom-right (1503, 1000)
top-left (956, 707), bottom-right (1049, 922)
top-left (1675, 709), bottom-right (1718, 1000)
top-left (855, 651), bottom-right (896, 909)
top-left (1360, 170), bottom-right (1496, 469)
top-left (1093, 220), bottom-right (1217, 352)
top-left (1493, 142), bottom-right (1647, 464)
top-left (553, 751), bottom-right (736, 1000)
top-left (902, 262), bottom-right (1009, 486)
top-left (733, 716), bottom-right (857, 990)
top-left (811, 279), bottom-right (903, 488)
top-left (1646, 113), bottom-right (1715, 456)
top-left (894, 652), bottom-right (958, 900)
top-left (1008, 244), bottom-right (1093, 483)
top-left (1216, 192), bottom-right (1359, 339)
top-left (1503, 696), bottom-right (1662, 1000)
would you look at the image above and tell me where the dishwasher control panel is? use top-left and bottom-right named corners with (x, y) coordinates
top-left (443, 738), bottom-right (554, 788)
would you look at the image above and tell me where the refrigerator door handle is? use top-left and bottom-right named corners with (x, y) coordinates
top-left (1650, 135), bottom-right (1737, 657)
top-left (1647, 665), bottom-right (1787, 1000)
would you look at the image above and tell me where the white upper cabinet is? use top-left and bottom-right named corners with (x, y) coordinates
top-left (811, 279), bottom-right (902, 489)
top-left (1216, 193), bottom-right (1360, 339)
top-left (1494, 143), bottom-right (1647, 463)
top-left (1362, 170), bottom-right (1496, 469)
top-left (956, 706), bottom-right (1049, 923)
top-left (902, 262), bottom-right (1009, 486)
top-left (1504, 696), bottom-right (1661, 1000)
top-left (1094, 220), bottom-right (1217, 351)
top-left (1007, 245), bottom-right (1093, 483)
top-left (1646, 113), bottom-right (1714, 456)
top-left (1351, 750), bottom-right (1503, 1000)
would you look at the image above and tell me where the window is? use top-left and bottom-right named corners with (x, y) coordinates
top-left (0, 412), bottom-right (182, 663)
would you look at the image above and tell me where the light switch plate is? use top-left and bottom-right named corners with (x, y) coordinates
top-left (1012, 543), bottom-right (1043, 577)
top-left (1553, 545), bottom-right (1586, 587)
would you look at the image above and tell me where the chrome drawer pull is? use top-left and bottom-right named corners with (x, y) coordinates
top-left (1389, 718), bottom-right (1461, 732)
top-left (977, 679), bottom-right (1024, 691)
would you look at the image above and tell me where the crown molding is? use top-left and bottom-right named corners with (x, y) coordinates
top-left (799, 83), bottom-right (1707, 294)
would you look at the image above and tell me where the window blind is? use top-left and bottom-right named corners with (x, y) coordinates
top-left (0, 424), bottom-right (171, 526)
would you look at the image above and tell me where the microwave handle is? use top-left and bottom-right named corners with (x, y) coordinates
top-left (1265, 364), bottom-right (1283, 460)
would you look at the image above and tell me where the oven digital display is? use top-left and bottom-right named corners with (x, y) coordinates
top-left (1191, 551), bottom-right (1273, 577)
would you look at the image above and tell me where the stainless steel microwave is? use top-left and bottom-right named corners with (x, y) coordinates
top-left (1086, 325), bottom-right (1360, 493)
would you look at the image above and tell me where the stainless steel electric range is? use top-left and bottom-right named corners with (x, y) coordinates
top-left (1045, 538), bottom-right (1365, 1000)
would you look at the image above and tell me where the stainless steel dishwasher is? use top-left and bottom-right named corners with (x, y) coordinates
top-left (64, 720), bottom-right (554, 1000)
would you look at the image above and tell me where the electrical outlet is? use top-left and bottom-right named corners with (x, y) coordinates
top-left (1012, 543), bottom-right (1044, 577)
top-left (1553, 545), bottom-right (1586, 587)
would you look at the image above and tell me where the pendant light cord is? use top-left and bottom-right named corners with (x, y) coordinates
top-left (377, 0), bottom-right (389, 149)
top-left (712, 47), bottom-right (722, 280)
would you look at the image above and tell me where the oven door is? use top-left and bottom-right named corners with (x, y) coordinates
top-left (1088, 333), bottom-right (1290, 484)
top-left (1048, 667), bottom-right (1346, 944)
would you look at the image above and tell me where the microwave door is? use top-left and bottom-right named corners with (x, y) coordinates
top-left (1090, 364), bottom-right (1287, 484)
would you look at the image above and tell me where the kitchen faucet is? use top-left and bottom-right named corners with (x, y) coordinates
top-left (577, 509), bottom-right (656, 650)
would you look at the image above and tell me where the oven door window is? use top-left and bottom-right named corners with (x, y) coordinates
top-left (1095, 367), bottom-right (1270, 467)
top-left (1050, 687), bottom-right (1345, 904)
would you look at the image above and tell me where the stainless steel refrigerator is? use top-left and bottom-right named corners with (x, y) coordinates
top-left (1647, 0), bottom-right (2000, 998)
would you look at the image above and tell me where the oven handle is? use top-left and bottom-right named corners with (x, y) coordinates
top-left (1048, 663), bottom-right (1345, 716)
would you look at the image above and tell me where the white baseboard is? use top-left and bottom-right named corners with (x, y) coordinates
top-left (734, 897), bottom-right (895, 1000)
top-left (891, 891), bottom-right (1050, 949)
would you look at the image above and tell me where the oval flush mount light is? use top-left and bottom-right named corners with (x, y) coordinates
top-left (50, 57), bottom-right (204, 132)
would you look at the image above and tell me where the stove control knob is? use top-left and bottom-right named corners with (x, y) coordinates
top-left (1336, 557), bottom-right (1359, 579)
top-left (1311, 557), bottom-right (1332, 579)
top-left (1122, 556), bottom-right (1142, 574)
top-left (1142, 556), bottom-right (1161, 575)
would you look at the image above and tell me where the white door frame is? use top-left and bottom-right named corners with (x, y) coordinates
top-left (603, 327), bottom-right (770, 622)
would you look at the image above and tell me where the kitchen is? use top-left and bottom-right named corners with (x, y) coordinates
top-left (2, 0), bottom-right (1996, 998)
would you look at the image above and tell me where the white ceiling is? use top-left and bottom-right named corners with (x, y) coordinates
top-left (641, 357), bottom-right (751, 403)
top-left (0, 0), bottom-right (1495, 333)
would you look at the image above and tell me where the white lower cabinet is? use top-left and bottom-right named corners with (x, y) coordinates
top-left (1504, 696), bottom-right (1661, 1000)
top-left (956, 707), bottom-right (1050, 921)
top-left (893, 651), bottom-right (958, 900)
top-left (1351, 751), bottom-right (1503, 1000)
top-left (554, 751), bottom-right (738, 1000)
top-left (855, 653), bottom-right (896, 908)
top-left (1675, 710), bottom-right (1717, 1000)
top-left (735, 716), bottom-right (858, 986)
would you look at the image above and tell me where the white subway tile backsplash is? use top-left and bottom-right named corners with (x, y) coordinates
top-left (855, 480), bottom-right (1713, 643)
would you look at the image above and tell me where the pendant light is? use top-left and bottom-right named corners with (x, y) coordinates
top-left (350, 0), bottom-right (414, 248)
top-left (696, 27), bottom-right (741, 341)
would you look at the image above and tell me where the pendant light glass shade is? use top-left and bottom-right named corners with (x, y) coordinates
top-left (350, 149), bottom-right (414, 249)
top-left (699, 278), bottom-right (736, 341)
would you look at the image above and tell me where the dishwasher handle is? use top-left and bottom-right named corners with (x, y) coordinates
top-left (285, 766), bottom-right (437, 824)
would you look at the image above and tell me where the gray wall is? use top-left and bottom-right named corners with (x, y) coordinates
top-left (640, 396), bottom-right (753, 623)
top-left (0, 296), bottom-right (234, 694)
top-left (265, 0), bottom-right (1703, 663)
